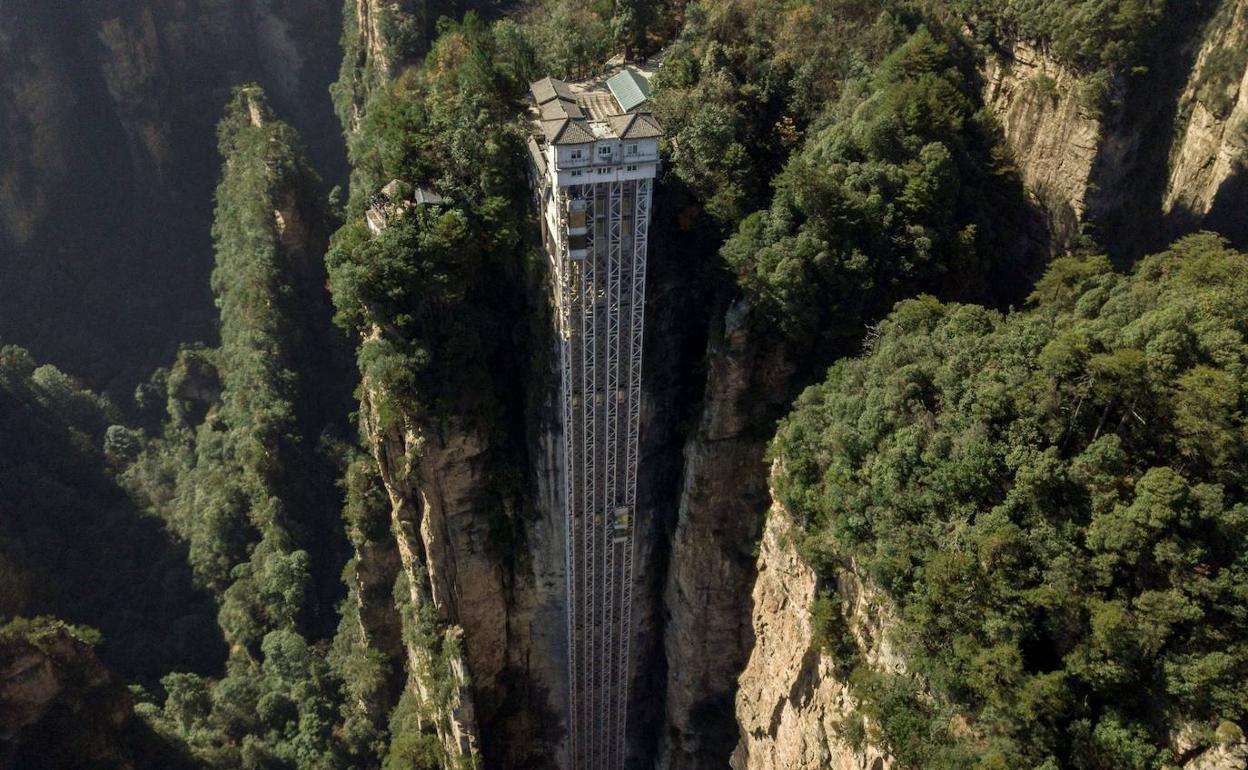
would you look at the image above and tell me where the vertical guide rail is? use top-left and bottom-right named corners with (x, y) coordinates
top-left (616, 177), bottom-right (649, 765)
top-left (581, 183), bottom-right (599, 769)
top-left (555, 186), bottom-right (580, 770)
top-left (554, 163), bottom-right (653, 770)
top-left (602, 179), bottom-right (624, 770)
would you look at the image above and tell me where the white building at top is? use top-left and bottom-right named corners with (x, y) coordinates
top-left (527, 67), bottom-right (661, 770)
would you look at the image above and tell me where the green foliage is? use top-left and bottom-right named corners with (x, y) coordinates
top-left (343, 14), bottom-right (531, 209)
top-left (342, 453), bottom-right (393, 544)
top-left (113, 87), bottom-right (363, 770)
top-left (1192, 4), bottom-right (1248, 121)
top-left (125, 87), bottom-right (345, 606)
top-left (332, 0), bottom-right (428, 136)
top-left (384, 692), bottom-right (445, 770)
top-left (952, 0), bottom-right (1167, 74)
top-left (143, 630), bottom-right (352, 770)
top-left (326, 15), bottom-right (546, 767)
top-left (0, 343), bottom-right (222, 680)
top-left (652, 0), bottom-right (909, 225)
top-left (720, 26), bottom-right (1026, 349)
top-left (1030, 72), bottom-right (1060, 101)
top-left (0, 616), bottom-right (101, 649)
top-left (612, 0), bottom-right (652, 57)
top-left (520, 0), bottom-right (615, 81)
top-left (773, 233), bottom-right (1248, 767)
top-left (328, 14), bottom-right (534, 432)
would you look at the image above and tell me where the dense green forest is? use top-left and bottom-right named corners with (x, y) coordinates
top-left (0, 345), bottom-right (222, 680)
top-left (776, 234), bottom-right (1248, 767)
top-left (3, 0), bottom-right (1247, 768)
top-left (106, 88), bottom-right (368, 770)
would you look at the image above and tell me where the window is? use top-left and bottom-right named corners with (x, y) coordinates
top-left (569, 149), bottom-right (584, 161)
top-left (571, 170), bottom-right (583, 177)
top-left (597, 167), bottom-right (610, 175)
top-left (597, 145), bottom-right (612, 158)
top-left (626, 143), bottom-right (638, 156)
top-left (569, 234), bottom-right (587, 251)
top-left (625, 165), bottom-right (637, 172)
top-left (568, 210), bottom-right (587, 228)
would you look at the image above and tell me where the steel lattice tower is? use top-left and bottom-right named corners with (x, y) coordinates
top-left (527, 69), bottom-right (661, 770)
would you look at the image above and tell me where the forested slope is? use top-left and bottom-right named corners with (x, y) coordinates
top-left (2, 1), bottom-right (1247, 769)
top-left (760, 233), bottom-right (1248, 768)
top-left (0, 0), bottom-right (346, 397)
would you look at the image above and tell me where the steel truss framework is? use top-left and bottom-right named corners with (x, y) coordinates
top-left (551, 177), bottom-right (651, 770)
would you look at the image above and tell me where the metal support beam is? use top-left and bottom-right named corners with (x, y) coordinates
top-left (548, 175), bottom-right (652, 770)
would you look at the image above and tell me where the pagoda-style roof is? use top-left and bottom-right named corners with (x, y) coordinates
top-left (542, 118), bottom-right (596, 145)
top-left (607, 112), bottom-right (663, 140)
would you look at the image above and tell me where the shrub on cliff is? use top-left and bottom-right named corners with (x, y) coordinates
top-left (327, 14), bottom-right (531, 431)
top-left (952, 0), bottom-right (1168, 73)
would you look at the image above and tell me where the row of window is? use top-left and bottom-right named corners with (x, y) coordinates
top-left (567, 164), bottom-right (643, 179)
top-left (567, 143), bottom-right (646, 162)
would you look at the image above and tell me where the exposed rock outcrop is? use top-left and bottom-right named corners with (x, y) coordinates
top-left (361, 400), bottom-right (491, 765)
top-left (0, 622), bottom-right (140, 770)
top-left (730, 503), bottom-right (895, 770)
top-left (1184, 740), bottom-right (1248, 770)
top-left (730, 491), bottom-right (1244, 770)
top-left (354, 350), bottom-right (567, 768)
top-left (658, 302), bottom-right (796, 770)
top-left (981, 39), bottom-right (1102, 248)
top-left (1164, 0), bottom-right (1248, 242)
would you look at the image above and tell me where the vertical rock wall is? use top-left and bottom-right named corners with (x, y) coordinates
top-left (355, 371), bottom-right (569, 767)
top-left (980, 40), bottom-right (1102, 248)
top-left (657, 301), bottom-right (796, 770)
top-left (1164, 0), bottom-right (1248, 245)
top-left (729, 501), bottom-right (896, 770)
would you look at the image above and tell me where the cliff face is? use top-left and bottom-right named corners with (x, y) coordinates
top-left (361, 407), bottom-right (492, 763)
top-left (657, 302), bottom-right (796, 770)
top-left (350, 330), bottom-right (567, 767)
top-left (980, 39), bottom-right (1102, 248)
top-left (1164, 0), bottom-right (1248, 244)
top-left (0, 623), bottom-right (140, 770)
top-left (729, 501), bottom-right (896, 770)
top-left (349, 259), bottom-right (710, 768)
top-left (0, 0), bottom-right (344, 393)
top-left (979, 3), bottom-right (1245, 259)
top-left (335, 0), bottom-right (509, 133)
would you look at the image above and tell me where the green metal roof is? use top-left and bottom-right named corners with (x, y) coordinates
top-left (606, 70), bottom-right (651, 113)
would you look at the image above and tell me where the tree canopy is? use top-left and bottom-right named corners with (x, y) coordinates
top-left (719, 25), bottom-right (1031, 350)
top-left (774, 233), bottom-right (1248, 768)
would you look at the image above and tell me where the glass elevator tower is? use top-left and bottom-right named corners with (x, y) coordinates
top-left (527, 69), bottom-right (662, 770)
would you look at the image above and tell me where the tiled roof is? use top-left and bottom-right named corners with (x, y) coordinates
top-left (530, 76), bottom-right (575, 105)
top-left (606, 69), bottom-right (652, 113)
top-left (607, 112), bottom-right (663, 139)
top-left (542, 118), bottom-right (596, 145)
top-left (527, 136), bottom-right (547, 175)
top-left (540, 97), bottom-right (585, 121)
